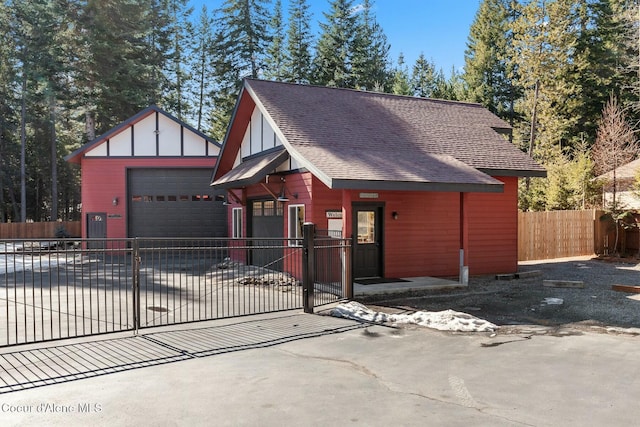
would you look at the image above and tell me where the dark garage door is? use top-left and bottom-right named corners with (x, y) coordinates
top-left (127, 168), bottom-right (226, 238)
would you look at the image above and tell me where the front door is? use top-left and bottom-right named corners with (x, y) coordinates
top-left (86, 212), bottom-right (107, 249)
top-left (353, 203), bottom-right (383, 278)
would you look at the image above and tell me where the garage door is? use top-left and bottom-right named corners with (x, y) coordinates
top-left (127, 168), bottom-right (226, 238)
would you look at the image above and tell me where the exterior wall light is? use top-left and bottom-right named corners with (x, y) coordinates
top-left (392, 211), bottom-right (398, 220)
top-left (112, 197), bottom-right (119, 206)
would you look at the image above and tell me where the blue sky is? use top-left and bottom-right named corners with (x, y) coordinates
top-left (190, 0), bottom-right (480, 74)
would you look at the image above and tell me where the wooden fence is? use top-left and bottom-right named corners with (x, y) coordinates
top-left (0, 221), bottom-right (81, 239)
top-left (518, 209), bottom-right (604, 261)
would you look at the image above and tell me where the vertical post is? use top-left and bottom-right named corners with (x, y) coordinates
top-left (132, 238), bottom-right (141, 334)
top-left (302, 222), bottom-right (315, 313)
top-left (459, 193), bottom-right (469, 286)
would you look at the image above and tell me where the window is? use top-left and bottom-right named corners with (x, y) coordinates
top-left (357, 211), bottom-right (376, 244)
top-left (232, 208), bottom-right (243, 239)
top-left (288, 204), bottom-right (305, 246)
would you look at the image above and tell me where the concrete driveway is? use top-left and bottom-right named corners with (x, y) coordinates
top-left (0, 309), bottom-right (639, 426)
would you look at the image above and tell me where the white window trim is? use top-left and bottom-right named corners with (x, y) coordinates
top-left (288, 204), bottom-right (305, 246)
top-left (232, 207), bottom-right (243, 239)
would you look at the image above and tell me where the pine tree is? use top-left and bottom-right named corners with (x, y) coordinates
top-left (570, 0), bottom-right (629, 145)
top-left (391, 53), bottom-right (412, 96)
top-left (191, 5), bottom-right (216, 131)
top-left (313, 0), bottom-right (359, 87)
top-left (163, 0), bottom-right (195, 121)
top-left (351, 0), bottom-right (391, 90)
top-left (283, 0), bottom-right (313, 83)
top-left (211, 0), bottom-right (272, 140)
top-left (411, 53), bottom-right (437, 98)
top-left (264, 0), bottom-right (286, 81)
top-left (509, 0), bottom-right (580, 162)
top-left (463, 0), bottom-right (517, 120)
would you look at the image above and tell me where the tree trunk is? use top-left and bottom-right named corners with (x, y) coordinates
top-left (20, 74), bottom-right (27, 222)
top-left (85, 110), bottom-right (95, 141)
top-left (50, 95), bottom-right (58, 221)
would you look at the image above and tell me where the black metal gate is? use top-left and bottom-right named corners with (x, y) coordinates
top-left (0, 228), bottom-right (350, 348)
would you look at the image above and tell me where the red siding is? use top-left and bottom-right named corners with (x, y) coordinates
top-left (224, 173), bottom-right (520, 277)
top-left (466, 176), bottom-right (519, 275)
top-left (80, 157), bottom-right (217, 239)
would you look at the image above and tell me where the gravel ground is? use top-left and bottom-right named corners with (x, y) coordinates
top-left (359, 256), bottom-right (640, 334)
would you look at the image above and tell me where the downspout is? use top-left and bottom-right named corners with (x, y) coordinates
top-left (459, 192), bottom-right (469, 285)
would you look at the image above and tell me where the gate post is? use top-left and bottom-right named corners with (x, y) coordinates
top-left (133, 238), bottom-right (141, 334)
top-left (302, 223), bottom-right (315, 313)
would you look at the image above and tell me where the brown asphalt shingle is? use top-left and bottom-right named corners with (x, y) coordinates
top-left (245, 79), bottom-right (545, 186)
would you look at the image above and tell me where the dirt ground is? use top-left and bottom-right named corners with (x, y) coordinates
top-left (359, 256), bottom-right (640, 334)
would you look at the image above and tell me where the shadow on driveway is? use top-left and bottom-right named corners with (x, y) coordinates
top-left (0, 312), bottom-right (366, 394)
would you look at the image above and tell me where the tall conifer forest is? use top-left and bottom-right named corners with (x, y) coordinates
top-left (1, 0), bottom-right (639, 222)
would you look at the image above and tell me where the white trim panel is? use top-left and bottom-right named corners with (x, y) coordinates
top-left (158, 115), bottom-right (181, 156)
top-left (134, 115), bottom-right (157, 156)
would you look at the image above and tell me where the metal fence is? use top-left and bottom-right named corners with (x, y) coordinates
top-left (0, 229), bottom-right (351, 347)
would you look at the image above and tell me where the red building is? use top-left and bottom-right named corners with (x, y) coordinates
top-left (211, 79), bottom-right (546, 279)
top-left (66, 106), bottom-right (226, 239)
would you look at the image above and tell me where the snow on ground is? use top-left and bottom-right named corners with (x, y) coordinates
top-left (331, 301), bottom-right (497, 333)
top-left (0, 243), bottom-right (71, 275)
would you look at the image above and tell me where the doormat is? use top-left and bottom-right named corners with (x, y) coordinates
top-left (355, 278), bottom-right (410, 285)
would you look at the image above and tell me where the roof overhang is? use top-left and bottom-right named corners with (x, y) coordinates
top-left (210, 147), bottom-right (289, 189)
top-left (479, 168), bottom-right (547, 178)
top-left (327, 179), bottom-right (503, 193)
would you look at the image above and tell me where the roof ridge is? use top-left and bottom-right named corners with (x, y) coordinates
top-left (245, 78), bottom-right (486, 108)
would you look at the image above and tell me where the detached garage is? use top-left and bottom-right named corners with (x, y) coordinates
top-left (66, 105), bottom-right (226, 239)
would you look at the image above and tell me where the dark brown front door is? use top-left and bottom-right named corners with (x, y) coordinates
top-left (353, 203), bottom-right (383, 278)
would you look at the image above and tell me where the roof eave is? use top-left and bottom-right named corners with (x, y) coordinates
top-left (479, 168), bottom-right (547, 178)
top-left (329, 179), bottom-right (504, 193)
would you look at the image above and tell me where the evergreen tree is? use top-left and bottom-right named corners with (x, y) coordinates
top-left (0, 1), bottom-right (19, 221)
top-left (283, 0), bottom-right (313, 83)
top-left (190, 5), bottom-right (216, 131)
top-left (463, 0), bottom-right (517, 120)
top-left (411, 53), bottom-right (437, 97)
top-left (312, 0), bottom-right (359, 87)
top-left (211, 0), bottom-right (272, 140)
top-left (264, 0), bottom-right (286, 81)
top-left (509, 0), bottom-right (580, 161)
top-left (391, 53), bottom-right (412, 96)
top-left (351, 0), bottom-right (391, 90)
top-left (163, 0), bottom-right (195, 121)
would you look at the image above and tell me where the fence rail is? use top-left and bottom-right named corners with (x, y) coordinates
top-left (518, 209), bottom-right (603, 261)
top-left (0, 221), bottom-right (81, 239)
top-left (0, 231), bottom-right (350, 348)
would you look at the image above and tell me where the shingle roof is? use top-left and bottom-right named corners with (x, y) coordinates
top-left (596, 158), bottom-right (640, 181)
top-left (212, 79), bottom-right (545, 192)
top-left (246, 80), bottom-right (544, 180)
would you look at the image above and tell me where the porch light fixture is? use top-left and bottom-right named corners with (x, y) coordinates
top-left (215, 193), bottom-right (233, 205)
top-left (392, 211), bottom-right (398, 220)
top-left (276, 185), bottom-right (289, 202)
top-left (112, 197), bottom-right (119, 206)
top-left (276, 176), bottom-right (297, 202)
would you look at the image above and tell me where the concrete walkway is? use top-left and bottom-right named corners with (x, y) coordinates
top-left (1, 309), bottom-right (640, 426)
top-left (354, 276), bottom-right (464, 296)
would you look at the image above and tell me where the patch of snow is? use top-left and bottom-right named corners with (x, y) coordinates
top-left (331, 301), bottom-right (497, 332)
top-left (0, 243), bottom-right (71, 275)
top-left (542, 297), bottom-right (563, 305)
